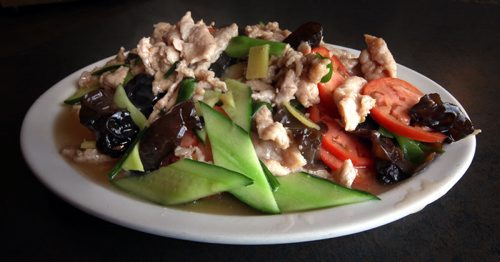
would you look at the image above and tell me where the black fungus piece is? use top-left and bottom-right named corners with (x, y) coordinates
top-left (124, 73), bottom-right (162, 117)
top-left (350, 116), bottom-right (379, 140)
top-left (274, 107), bottom-right (324, 168)
top-left (79, 89), bottom-right (118, 130)
top-left (283, 22), bottom-right (323, 49)
top-left (79, 89), bottom-right (139, 158)
top-left (370, 133), bottom-right (415, 175)
top-left (139, 100), bottom-right (203, 171)
top-left (410, 93), bottom-right (475, 142)
top-left (375, 159), bottom-right (411, 184)
top-left (209, 52), bottom-right (238, 78)
top-left (95, 111), bottom-right (139, 157)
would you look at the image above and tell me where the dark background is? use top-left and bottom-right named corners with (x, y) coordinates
top-left (3, 0), bottom-right (499, 260)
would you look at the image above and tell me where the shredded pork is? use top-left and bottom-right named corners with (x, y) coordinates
top-left (270, 46), bottom-right (325, 107)
top-left (61, 147), bottom-right (114, 164)
top-left (174, 145), bottom-right (207, 162)
top-left (99, 66), bottom-right (129, 90)
top-left (254, 106), bottom-right (290, 149)
top-left (336, 159), bottom-right (358, 188)
top-left (245, 22), bottom-right (291, 42)
top-left (246, 80), bottom-right (276, 103)
top-left (253, 134), bottom-right (307, 177)
top-left (359, 34), bottom-right (397, 81)
top-left (141, 11), bottom-right (237, 122)
top-left (333, 76), bottom-right (375, 131)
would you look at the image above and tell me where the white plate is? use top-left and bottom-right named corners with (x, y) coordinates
top-left (20, 45), bottom-right (476, 244)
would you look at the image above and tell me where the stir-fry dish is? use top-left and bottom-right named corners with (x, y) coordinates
top-left (60, 12), bottom-right (479, 214)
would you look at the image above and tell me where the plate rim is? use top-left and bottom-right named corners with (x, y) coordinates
top-left (20, 45), bottom-right (476, 244)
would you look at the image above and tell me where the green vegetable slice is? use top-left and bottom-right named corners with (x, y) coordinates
top-left (108, 128), bottom-right (147, 180)
top-left (113, 159), bottom-right (253, 206)
top-left (259, 160), bottom-right (280, 192)
top-left (225, 36), bottom-right (286, 58)
top-left (202, 90), bottom-right (222, 107)
top-left (246, 44), bottom-right (269, 79)
top-left (194, 128), bottom-right (207, 144)
top-left (121, 142), bottom-right (144, 172)
top-left (114, 85), bottom-right (148, 130)
top-left (222, 79), bottom-right (253, 132)
top-left (220, 90), bottom-right (235, 108)
top-left (63, 86), bottom-right (98, 105)
top-left (378, 127), bottom-right (395, 138)
top-left (395, 135), bottom-right (425, 164)
top-left (314, 53), bottom-right (334, 83)
top-left (273, 172), bottom-right (379, 213)
top-left (122, 71), bottom-right (134, 86)
top-left (283, 101), bottom-right (320, 130)
top-left (252, 101), bottom-right (273, 117)
top-left (176, 77), bottom-right (197, 104)
top-left (321, 62), bottom-right (333, 83)
top-left (200, 102), bottom-right (280, 213)
top-left (379, 127), bottom-right (426, 164)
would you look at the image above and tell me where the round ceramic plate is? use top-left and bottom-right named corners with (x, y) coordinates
top-left (20, 45), bottom-right (476, 244)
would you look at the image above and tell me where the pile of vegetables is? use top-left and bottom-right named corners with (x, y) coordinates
top-left (62, 19), bottom-right (477, 214)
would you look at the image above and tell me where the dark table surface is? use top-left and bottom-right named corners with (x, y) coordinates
top-left (3, 0), bottom-right (499, 260)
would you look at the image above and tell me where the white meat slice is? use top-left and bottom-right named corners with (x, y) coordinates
top-left (297, 41), bottom-right (311, 54)
top-left (262, 159), bottom-right (291, 177)
top-left (137, 37), bottom-right (175, 75)
top-left (137, 12), bottom-right (237, 121)
top-left (275, 69), bottom-right (298, 105)
top-left (178, 11), bottom-right (195, 40)
top-left (148, 72), bottom-right (184, 122)
top-left (175, 59), bottom-right (195, 78)
top-left (77, 71), bottom-right (99, 88)
top-left (182, 23), bottom-right (216, 64)
top-left (278, 46), bottom-right (305, 77)
top-left (104, 47), bottom-right (127, 66)
top-left (259, 148), bottom-right (306, 177)
top-left (245, 21), bottom-right (291, 41)
top-left (136, 37), bottom-right (154, 75)
top-left (359, 34), bottom-right (397, 81)
top-left (99, 66), bottom-right (129, 90)
top-left (270, 46), bottom-right (324, 107)
top-left (115, 47), bottom-right (127, 63)
top-left (195, 69), bottom-right (227, 92)
top-left (191, 84), bottom-right (206, 101)
top-left (295, 80), bottom-right (319, 108)
top-left (61, 147), bottom-right (114, 164)
top-left (79, 46), bottom-right (127, 88)
top-left (152, 22), bottom-right (174, 43)
top-left (336, 159), bottom-right (358, 188)
top-left (246, 80), bottom-right (276, 103)
top-left (282, 146), bottom-right (307, 171)
top-left (306, 55), bottom-right (331, 83)
top-left (174, 145), bottom-right (207, 162)
top-left (252, 133), bottom-right (283, 161)
top-left (252, 133), bottom-right (307, 177)
top-left (254, 106), bottom-right (290, 149)
top-left (211, 23), bottom-right (238, 63)
top-left (152, 73), bottom-right (176, 95)
top-left (333, 76), bottom-right (375, 131)
top-left (329, 46), bottom-right (359, 76)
